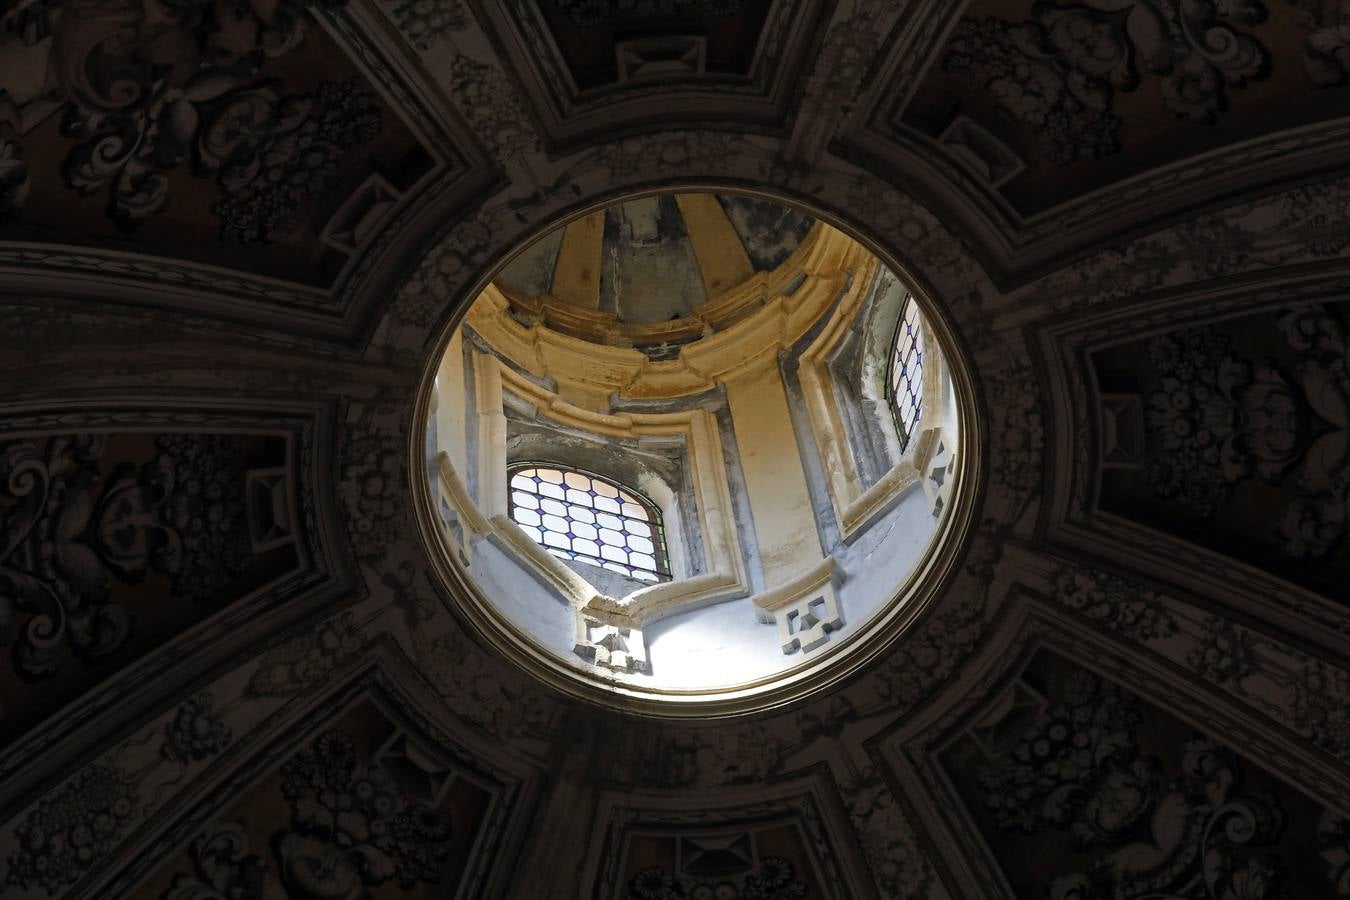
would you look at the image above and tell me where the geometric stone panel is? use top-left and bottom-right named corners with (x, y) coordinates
top-left (245, 467), bottom-right (298, 553)
top-left (575, 615), bottom-right (649, 674)
top-left (1097, 393), bottom-right (1145, 470)
top-left (616, 36), bottom-right (708, 83)
top-left (777, 589), bottom-right (844, 655)
top-left (937, 115), bottom-right (1026, 189)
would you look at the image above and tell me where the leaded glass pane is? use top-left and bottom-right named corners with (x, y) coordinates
top-left (506, 465), bottom-right (672, 581)
top-left (887, 296), bottom-right (924, 451)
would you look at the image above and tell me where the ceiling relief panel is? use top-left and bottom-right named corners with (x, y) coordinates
top-left (40, 658), bottom-right (542, 900)
top-left (902, 0), bottom-right (1349, 216)
top-left (609, 827), bottom-right (825, 899)
top-left (972, 550), bottom-right (1350, 781)
top-left (583, 774), bottom-right (876, 899)
top-left (840, 0), bottom-right (1350, 283)
top-left (124, 702), bottom-right (497, 899)
top-left (470, 0), bottom-right (830, 148)
top-left (923, 646), bottom-right (1347, 899)
top-left (1034, 263), bottom-right (1350, 647)
top-left (1087, 300), bottom-right (1350, 602)
top-left (0, 400), bottom-right (349, 810)
top-left (0, 0), bottom-right (487, 342)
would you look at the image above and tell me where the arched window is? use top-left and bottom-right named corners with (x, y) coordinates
top-left (507, 464), bottom-right (672, 582)
top-left (886, 296), bottom-right (924, 450)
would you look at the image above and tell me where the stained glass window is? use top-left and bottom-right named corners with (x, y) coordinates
top-left (507, 464), bottom-right (671, 582)
top-left (887, 296), bottom-right (924, 450)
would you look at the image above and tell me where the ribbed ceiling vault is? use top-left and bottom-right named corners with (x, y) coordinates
top-left (0, 1), bottom-right (1348, 898)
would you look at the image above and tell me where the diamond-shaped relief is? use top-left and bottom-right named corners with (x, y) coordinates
top-left (376, 731), bottom-right (457, 803)
top-left (616, 36), bottom-right (707, 82)
top-left (1099, 393), bottom-right (1145, 470)
top-left (247, 467), bottom-right (296, 553)
top-left (679, 832), bottom-right (754, 878)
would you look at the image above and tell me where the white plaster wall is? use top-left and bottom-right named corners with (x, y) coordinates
top-left (468, 537), bottom-right (577, 651)
top-left (628, 482), bottom-right (936, 690)
top-left (453, 474), bottom-right (938, 692)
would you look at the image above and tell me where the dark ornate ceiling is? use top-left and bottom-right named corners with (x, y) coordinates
top-left (1, 1), bottom-right (1348, 898)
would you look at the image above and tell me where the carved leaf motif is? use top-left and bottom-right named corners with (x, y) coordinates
top-left (165, 820), bottom-right (270, 900)
top-left (1039, 5), bottom-right (1140, 89)
top-left (1317, 813), bottom-right (1350, 894)
top-left (347, 843), bottom-right (396, 882)
top-left (0, 139), bottom-right (29, 217)
top-left (945, 1), bottom-right (1272, 165)
top-left (268, 727), bottom-right (453, 893)
top-left (30, 0), bottom-right (373, 233)
top-left (1305, 24), bottom-right (1350, 85)
top-left (0, 432), bottom-right (251, 680)
top-left (1141, 309), bottom-right (1350, 564)
top-left (388, 0), bottom-right (468, 50)
top-left (292, 798), bottom-right (335, 834)
top-left (974, 673), bottom-right (1300, 899)
top-left (10, 574), bottom-right (70, 678)
top-left (553, 0), bottom-right (743, 26)
top-left (6, 762), bottom-right (140, 893)
top-left (0, 440), bottom-right (49, 558)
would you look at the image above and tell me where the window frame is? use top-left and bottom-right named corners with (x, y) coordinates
top-left (506, 461), bottom-right (673, 583)
top-left (885, 295), bottom-right (924, 452)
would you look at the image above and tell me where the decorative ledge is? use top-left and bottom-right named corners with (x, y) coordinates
top-left (752, 557), bottom-right (844, 655)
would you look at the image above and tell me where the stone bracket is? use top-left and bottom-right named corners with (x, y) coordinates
top-left (574, 614), bottom-right (649, 674)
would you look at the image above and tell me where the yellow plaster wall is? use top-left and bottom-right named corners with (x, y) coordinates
top-left (550, 211), bottom-right (606, 309)
top-left (725, 365), bottom-right (822, 584)
top-left (465, 226), bottom-right (864, 412)
top-left (472, 351), bottom-right (509, 517)
top-left (453, 219), bottom-right (901, 607)
top-left (674, 193), bottom-right (755, 297)
top-left (435, 329), bottom-right (470, 482)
